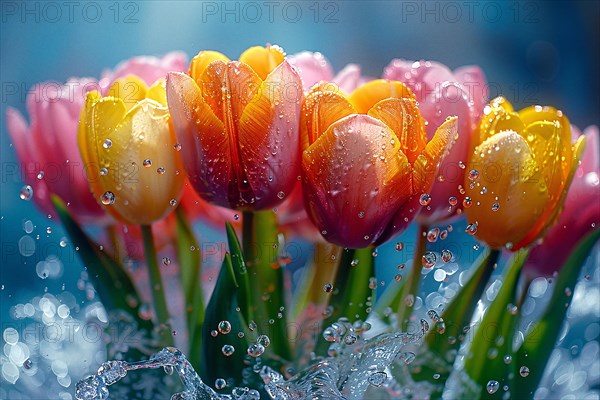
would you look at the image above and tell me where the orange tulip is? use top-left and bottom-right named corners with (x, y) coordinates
top-left (166, 45), bottom-right (303, 210)
top-left (301, 80), bottom-right (457, 248)
top-left (464, 97), bottom-right (585, 249)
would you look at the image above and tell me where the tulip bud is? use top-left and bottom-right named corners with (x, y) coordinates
top-left (464, 97), bottom-right (585, 250)
top-left (78, 76), bottom-right (185, 225)
top-left (301, 79), bottom-right (457, 248)
top-left (166, 45), bottom-right (303, 210)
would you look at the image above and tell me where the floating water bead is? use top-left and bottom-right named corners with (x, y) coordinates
top-left (441, 249), bottom-right (453, 262)
top-left (422, 251), bottom-right (436, 268)
top-left (162, 257), bottom-right (171, 266)
top-left (143, 159), bottom-right (152, 167)
top-left (20, 185), bottom-right (33, 200)
top-left (257, 335), bottom-right (271, 348)
top-left (395, 242), bottom-right (404, 251)
top-left (324, 283), bottom-right (333, 293)
top-left (465, 222), bottom-right (478, 235)
top-left (368, 371), bottom-right (387, 387)
top-left (448, 196), bottom-right (458, 206)
top-left (463, 196), bottom-right (472, 208)
top-left (486, 380), bottom-right (499, 394)
top-left (519, 366), bottom-right (530, 377)
top-left (218, 320), bottom-right (231, 334)
top-left (427, 228), bottom-right (440, 242)
top-left (247, 343), bottom-right (265, 358)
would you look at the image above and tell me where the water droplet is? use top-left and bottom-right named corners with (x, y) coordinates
top-left (350, 259), bottom-right (359, 267)
top-left (143, 159), bottom-right (152, 167)
top-left (20, 185), bottom-right (33, 200)
top-left (37, 171), bottom-right (44, 179)
top-left (419, 193), bottom-right (432, 206)
top-left (157, 167), bottom-right (165, 174)
top-left (422, 251), bottom-right (436, 268)
top-left (234, 214), bottom-right (239, 220)
top-left (218, 320), bottom-right (231, 334)
top-left (486, 380), bottom-right (499, 394)
top-left (103, 139), bottom-right (112, 149)
top-left (448, 196), bottom-right (458, 206)
top-left (248, 321), bottom-right (257, 331)
top-left (257, 334), bottom-right (271, 348)
top-left (441, 249), bottom-right (453, 263)
top-left (221, 344), bottom-right (235, 356)
top-left (210, 330), bottom-right (218, 337)
top-left (99, 168), bottom-right (108, 176)
top-left (22, 359), bottom-right (32, 369)
top-left (101, 191), bottom-right (115, 205)
top-left (402, 352), bottom-right (416, 364)
top-left (427, 228), bottom-right (440, 242)
top-left (465, 221), bottom-right (478, 235)
top-left (277, 191), bottom-right (285, 199)
top-left (394, 274), bottom-right (403, 282)
top-left (358, 210), bottom-right (365, 219)
top-left (324, 283), bottom-right (333, 293)
top-left (458, 161), bottom-right (466, 169)
top-left (492, 202), bottom-right (500, 211)
top-left (162, 257), bottom-right (171, 266)
top-left (468, 169), bottom-right (480, 181)
top-left (519, 366), bottom-right (530, 377)
top-left (174, 143), bottom-right (182, 151)
top-left (395, 242), bottom-right (404, 251)
top-left (368, 371), bottom-right (387, 387)
top-left (504, 355), bottom-right (512, 364)
top-left (463, 197), bottom-right (472, 208)
top-left (215, 378), bottom-right (227, 390)
top-left (247, 343), bottom-right (265, 358)
top-left (170, 199), bottom-right (177, 206)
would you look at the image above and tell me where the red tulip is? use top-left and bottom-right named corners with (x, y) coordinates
top-left (166, 46), bottom-right (304, 210)
top-left (301, 79), bottom-right (457, 248)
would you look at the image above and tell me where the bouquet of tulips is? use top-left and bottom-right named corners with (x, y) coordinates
top-left (6, 46), bottom-right (599, 399)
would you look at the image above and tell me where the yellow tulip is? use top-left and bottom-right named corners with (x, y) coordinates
top-left (464, 97), bottom-right (585, 249)
top-left (78, 75), bottom-right (185, 225)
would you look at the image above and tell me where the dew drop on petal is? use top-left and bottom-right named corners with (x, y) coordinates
top-left (218, 320), bottom-right (231, 334)
top-left (441, 249), bottom-right (453, 263)
top-left (100, 191), bottom-right (115, 205)
top-left (143, 159), bottom-right (152, 167)
top-left (419, 193), bottom-right (432, 206)
top-left (422, 252), bottom-right (436, 268)
top-left (103, 139), bottom-right (112, 149)
top-left (368, 371), bottom-right (387, 387)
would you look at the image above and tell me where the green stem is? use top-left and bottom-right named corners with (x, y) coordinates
top-left (314, 247), bottom-right (375, 355)
top-left (242, 210), bottom-right (290, 360)
top-left (141, 224), bottom-right (174, 347)
top-left (397, 225), bottom-right (427, 331)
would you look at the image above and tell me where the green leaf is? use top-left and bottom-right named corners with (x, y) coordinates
top-left (463, 249), bottom-right (530, 399)
top-left (226, 221), bottom-right (253, 324)
top-left (51, 196), bottom-right (153, 343)
top-left (175, 207), bottom-right (203, 367)
top-left (515, 228), bottom-right (600, 398)
top-left (200, 253), bottom-right (250, 386)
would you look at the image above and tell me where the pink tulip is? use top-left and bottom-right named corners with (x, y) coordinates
top-left (6, 52), bottom-right (187, 223)
top-left (383, 59), bottom-right (488, 225)
top-left (524, 126), bottom-right (600, 279)
top-left (288, 51), bottom-right (369, 93)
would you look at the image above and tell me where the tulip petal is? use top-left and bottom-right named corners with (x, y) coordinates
top-left (146, 78), bottom-right (168, 106)
top-left (239, 45), bottom-right (285, 81)
top-left (288, 51), bottom-right (334, 92)
top-left (301, 84), bottom-right (355, 150)
top-left (107, 75), bottom-right (148, 112)
top-left (333, 64), bottom-right (362, 94)
top-left (166, 72), bottom-right (233, 208)
top-left (200, 60), bottom-right (262, 127)
top-left (478, 97), bottom-right (523, 143)
top-left (189, 50), bottom-right (230, 83)
top-left (368, 97), bottom-right (427, 163)
top-left (413, 117), bottom-right (458, 193)
top-left (348, 79), bottom-right (416, 114)
top-left (465, 130), bottom-right (548, 249)
top-left (104, 51), bottom-right (188, 87)
top-left (238, 60), bottom-right (303, 209)
top-left (453, 65), bottom-right (488, 122)
top-left (302, 114), bottom-right (411, 247)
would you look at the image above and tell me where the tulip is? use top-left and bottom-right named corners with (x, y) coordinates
top-left (383, 59), bottom-right (488, 224)
top-left (288, 51), bottom-right (368, 93)
top-left (166, 45), bottom-right (304, 210)
top-left (301, 79), bottom-right (457, 248)
top-left (78, 76), bottom-right (185, 225)
top-left (523, 125), bottom-right (599, 279)
top-left (6, 52), bottom-right (187, 224)
top-left (464, 97), bottom-right (586, 250)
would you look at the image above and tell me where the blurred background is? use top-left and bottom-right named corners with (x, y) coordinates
top-left (1, 1), bottom-right (599, 398)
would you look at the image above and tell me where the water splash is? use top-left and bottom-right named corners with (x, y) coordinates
top-left (74, 318), bottom-right (427, 400)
